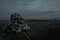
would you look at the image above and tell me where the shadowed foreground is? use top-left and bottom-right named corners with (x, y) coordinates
top-left (0, 20), bottom-right (60, 40)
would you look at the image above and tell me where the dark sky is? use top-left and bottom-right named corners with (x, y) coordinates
top-left (0, 0), bottom-right (60, 19)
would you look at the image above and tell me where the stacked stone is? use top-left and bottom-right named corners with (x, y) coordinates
top-left (0, 13), bottom-right (31, 40)
top-left (11, 13), bottom-right (23, 25)
top-left (10, 13), bottom-right (30, 33)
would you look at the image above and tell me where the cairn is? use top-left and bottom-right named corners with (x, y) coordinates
top-left (10, 13), bottom-right (30, 32)
top-left (1, 13), bottom-right (31, 40)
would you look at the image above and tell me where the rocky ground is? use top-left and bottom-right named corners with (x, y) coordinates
top-left (0, 20), bottom-right (60, 40)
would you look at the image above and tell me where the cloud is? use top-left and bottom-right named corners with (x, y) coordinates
top-left (0, 0), bottom-right (60, 19)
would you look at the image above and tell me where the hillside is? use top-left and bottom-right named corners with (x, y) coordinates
top-left (0, 20), bottom-right (60, 40)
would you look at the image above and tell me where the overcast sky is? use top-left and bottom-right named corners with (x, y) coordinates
top-left (0, 0), bottom-right (60, 19)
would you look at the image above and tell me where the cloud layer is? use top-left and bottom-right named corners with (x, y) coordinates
top-left (0, 0), bottom-right (60, 19)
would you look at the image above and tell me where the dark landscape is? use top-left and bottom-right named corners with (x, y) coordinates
top-left (0, 0), bottom-right (60, 40)
top-left (0, 19), bottom-right (60, 40)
